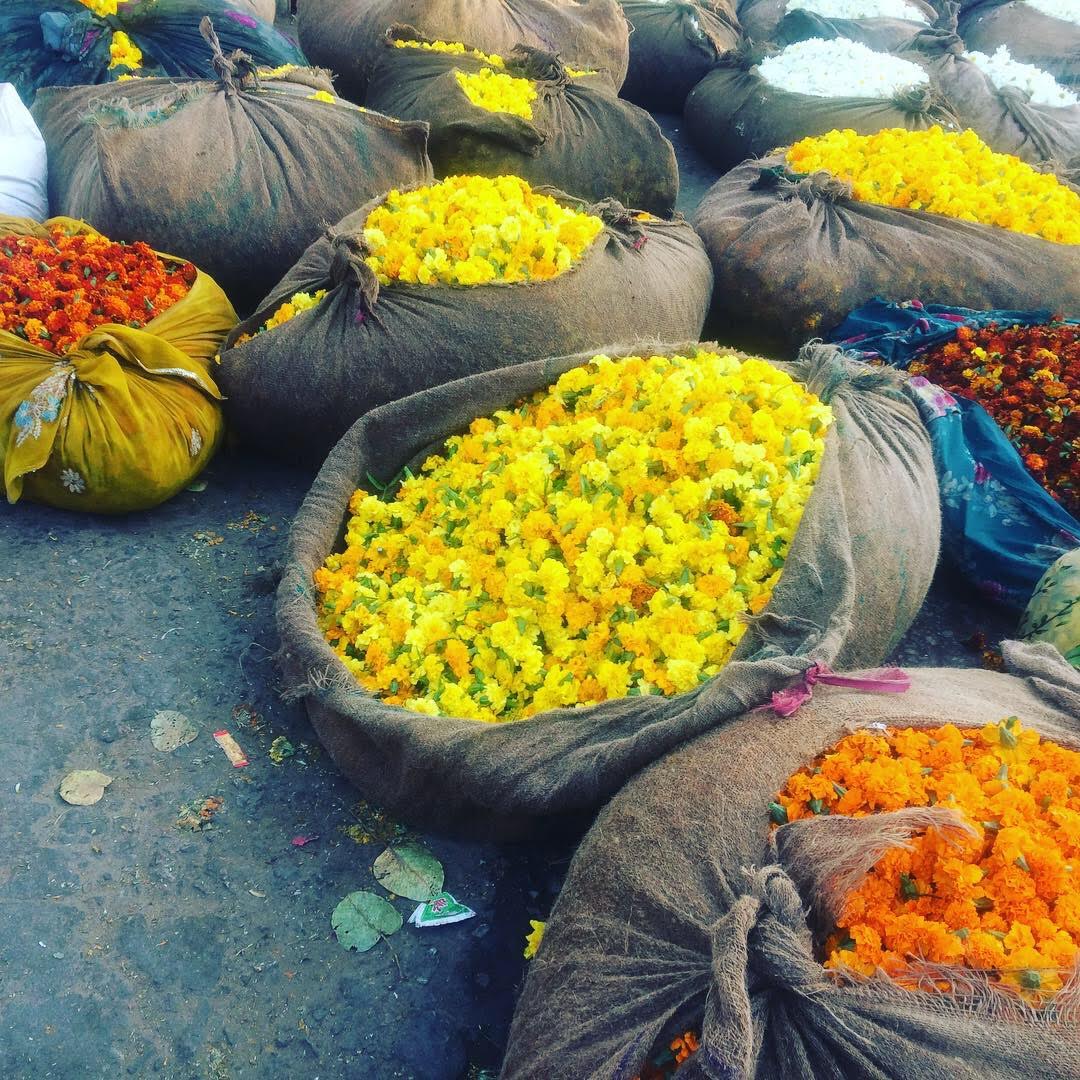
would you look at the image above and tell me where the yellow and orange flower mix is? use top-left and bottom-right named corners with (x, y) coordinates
top-left (314, 349), bottom-right (831, 722)
top-left (786, 127), bottom-right (1080, 245)
top-left (776, 716), bottom-right (1080, 1000)
top-left (0, 225), bottom-right (196, 356)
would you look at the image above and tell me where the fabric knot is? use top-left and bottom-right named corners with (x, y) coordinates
top-left (763, 664), bottom-right (911, 717)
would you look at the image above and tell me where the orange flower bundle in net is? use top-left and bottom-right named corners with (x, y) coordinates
top-left (0, 225), bottom-right (196, 356)
top-left (776, 717), bottom-right (1080, 1001)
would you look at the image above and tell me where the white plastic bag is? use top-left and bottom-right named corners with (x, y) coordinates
top-left (0, 84), bottom-right (48, 221)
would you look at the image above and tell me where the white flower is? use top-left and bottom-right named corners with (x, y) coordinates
top-left (60, 468), bottom-right (85, 494)
top-left (757, 38), bottom-right (928, 99)
top-left (964, 45), bottom-right (1079, 108)
top-left (1025, 0), bottom-right (1080, 27)
top-left (189, 427), bottom-right (203, 458)
top-left (791, 0), bottom-right (928, 22)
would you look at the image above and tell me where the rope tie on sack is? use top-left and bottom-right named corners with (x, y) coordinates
top-left (587, 197), bottom-right (648, 249)
top-left (891, 83), bottom-right (959, 128)
top-left (761, 663), bottom-right (911, 717)
top-left (326, 229), bottom-right (380, 316)
top-left (752, 165), bottom-right (854, 206)
top-left (199, 16), bottom-right (259, 96)
top-left (509, 45), bottom-right (570, 88)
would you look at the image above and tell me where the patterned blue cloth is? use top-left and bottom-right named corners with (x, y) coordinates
top-left (829, 301), bottom-right (1080, 610)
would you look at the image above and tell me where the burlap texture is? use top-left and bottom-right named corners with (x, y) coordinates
top-left (296, 0), bottom-right (630, 100)
top-left (960, 0), bottom-right (1080, 89)
top-left (738, 0), bottom-right (935, 46)
top-left (692, 154), bottom-right (1080, 353)
top-left (500, 642), bottom-right (1080, 1080)
top-left (618, 0), bottom-right (741, 111)
top-left (217, 196), bottom-right (712, 461)
top-left (31, 72), bottom-right (432, 315)
top-left (900, 18), bottom-right (1080, 166)
top-left (683, 44), bottom-right (955, 174)
top-left (274, 343), bottom-right (939, 825)
top-left (365, 31), bottom-right (678, 213)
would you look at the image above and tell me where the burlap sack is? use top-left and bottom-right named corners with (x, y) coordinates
top-left (31, 41), bottom-right (432, 315)
top-left (296, 0), bottom-right (630, 100)
top-left (618, 0), bottom-right (741, 111)
top-left (900, 18), bottom-right (1080, 166)
top-left (500, 642), bottom-right (1080, 1079)
top-left (960, 0), bottom-right (1080, 89)
top-left (365, 30), bottom-right (679, 213)
top-left (274, 343), bottom-right (939, 825)
top-left (217, 197), bottom-right (712, 460)
top-left (692, 154), bottom-right (1080, 353)
top-left (683, 44), bottom-right (955, 174)
top-left (738, 0), bottom-right (934, 46)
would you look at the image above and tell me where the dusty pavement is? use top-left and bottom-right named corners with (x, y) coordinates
top-left (0, 118), bottom-right (1019, 1080)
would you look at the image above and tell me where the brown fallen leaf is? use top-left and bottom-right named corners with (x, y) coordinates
top-left (59, 770), bottom-right (112, 806)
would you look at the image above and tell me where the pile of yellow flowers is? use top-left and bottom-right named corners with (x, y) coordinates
top-left (777, 716), bottom-right (1080, 1001)
top-left (362, 175), bottom-right (604, 287)
top-left (78, 0), bottom-right (119, 16)
top-left (108, 30), bottom-right (142, 71)
top-left (308, 90), bottom-right (336, 103)
top-left (314, 350), bottom-right (833, 722)
top-left (392, 38), bottom-right (508, 67)
top-left (786, 127), bottom-right (1080, 245)
top-left (234, 289), bottom-right (326, 346)
top-left (454, 68), bottom-right (537, 119)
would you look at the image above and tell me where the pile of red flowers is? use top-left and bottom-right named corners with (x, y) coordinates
top-left (910, 322), bottom-right (1078, 516)
top-left (0, 226), bottom-right (196, 356)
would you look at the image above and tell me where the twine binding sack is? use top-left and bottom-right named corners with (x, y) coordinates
top-left (365, 29), bottom-right (679, 214)
top-left (618, 0), bottom-right (741, 112)
top-left (31, 23), bottom-right (433, 315)
top-left (500, 642), bottom-right (1080, 1079)
top-left (683, 41), bottom-right (956, 175)
top-left (0, 215), bottom-right (235, 513)
top-left (275, 343), bottom-right (939, 824)
top-left (692, 154), bottom-right (1080, 353)
top-left (960, 0), bottom-right (1080, 89)
top-left (217, 196), bottom-right (713, 461)
top-left (296, 0), bottom-right (631, 100)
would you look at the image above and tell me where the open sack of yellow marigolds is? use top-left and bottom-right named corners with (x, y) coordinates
top-left (500, 641), bottom-right (1080, 1080)
top-left (0, 215), bottom-right (235, 512)
top-left (692, 126), bottom-right (1080, 353)
top-left (274, 341), bottom-right (940, 824)
top-left (361, 30), bottom-right (679, 215)
top-left (216, 175), bottom-right (712, 461)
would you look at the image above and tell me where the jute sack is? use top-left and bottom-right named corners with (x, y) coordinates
top-left (274, 343), bottom-right (939, 824)
top-left (0, 216), bottom-right (235, 513)
top-left (683, 42), bottom-right (956, 175)
top-left (217, 196), bottom-right (713, 461)
top-left (692, 154), bottom-right (1080, 353)
top-left (960, 0), bottom-right (1080, 89)
top-left (899, 18), bottom-right (1080, 166)
top-left (365, 30), bottom-right (679, 214)
top-left (500, 642), bottom-right (1080, 1079)
top-left (738, 0), bottom-right (935, 47)
top-left (618, 0), bottom-right (741, 111)
top-left (296, 0), bottom-right (630, 100)
top-left (31, 36), bottom-right (432, 315)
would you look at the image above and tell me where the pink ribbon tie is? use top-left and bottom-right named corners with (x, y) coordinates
top-left (765, 664), bottom-right (911, 717)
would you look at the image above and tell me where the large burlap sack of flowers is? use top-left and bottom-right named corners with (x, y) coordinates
top-left (364, 29), bottom-right (678, 214)
top-left (738, 0), bottom-right (935, 48)
top-left (0, 215), bottom-right (236, 513)
top-left (217, 177), bottom-right (712, 460)
top-left (31, 25), bottom-right (432, 317)
top-left (692, 128), bottom-right (1080, 352)
top-left (500, 642), bottom-right (1080, 1079)
top-left (899, 17), bottom-right (1080, 166)
top-left (0, 0), bottom-right (307, 106)
top-left (274, 342), bottom-right (939, 825)
top-left (296, 0), bottom-right (630, 101)
top-left (960, 0), bottom-right (1080, 89)
top-left (683, 39), bottom-right (956, 175)
top-left (618, 0), bottom-right (741, 112)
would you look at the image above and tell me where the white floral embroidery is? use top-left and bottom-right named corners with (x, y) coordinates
top-left (189, 427), bottom-right (203, 458)
top-left (12, 365), bottom-right (74, 447)
top-left (60, 468), bottom-right (86, 494)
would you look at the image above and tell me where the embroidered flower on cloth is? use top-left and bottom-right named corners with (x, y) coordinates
top-left (189, 428), bottom-right (203, 458)
top-left (60, 468), bottom-right (86, 494)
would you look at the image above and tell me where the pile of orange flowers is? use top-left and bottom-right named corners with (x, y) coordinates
top-left (909, 322), bottom-right (1078, 516)
top-left (0, 226), bottom-right (196, 356)
top-left (776, 717), bottom-right (1080, 1001)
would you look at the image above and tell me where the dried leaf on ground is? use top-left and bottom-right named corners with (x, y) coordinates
top-left (373, 842), bottom-right (444, 902)
top-left (149, 710), bottom-right (198, 752)
top-left (59, 770), bottom-right (112, 805)
top-left (331, 890), bottom-right (403, 952)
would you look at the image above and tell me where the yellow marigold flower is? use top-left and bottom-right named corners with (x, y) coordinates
top-left (108, 30), bottom-right (142, 72)
top-left (314, 350), bottom-right (832, 722)
top-left (79, 0), bottom-right (119, 16)
top-left (786, 127), bottom-right (1080, 245)
top-left (392, 38), bottom-right (506, 68)
top-left (455, 68), bottom-right (537, 119)
top-left (258, 64), bottom-right (300, 78)
top-left (307, 90), bottom-right (336, 103)
top-left (234, 288), bottom-right (327, 345)
top-left (362, 175), bottom-right (604, 287)
top-left (523, 919), bottom-right (546, 959)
